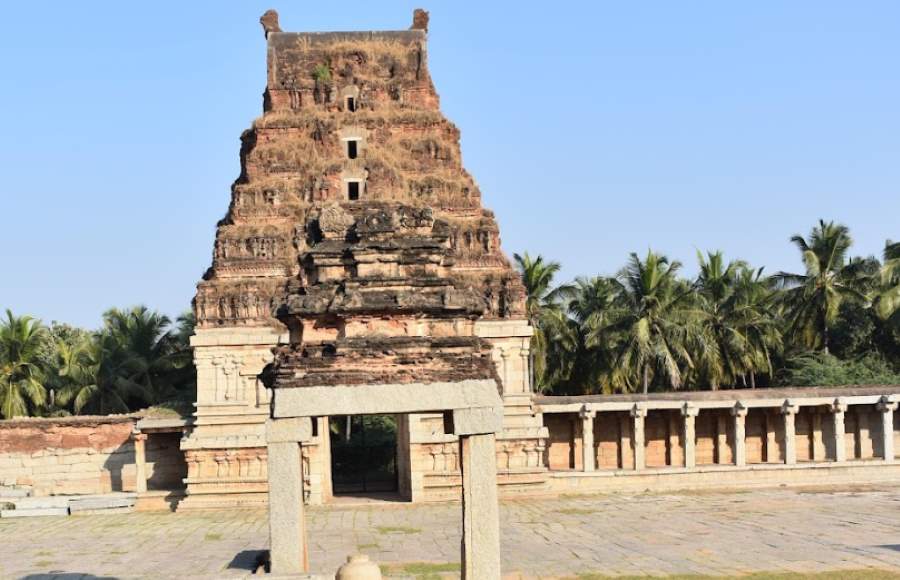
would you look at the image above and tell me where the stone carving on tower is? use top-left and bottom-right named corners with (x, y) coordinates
top-left (180, 9), bottom-right (548, 509)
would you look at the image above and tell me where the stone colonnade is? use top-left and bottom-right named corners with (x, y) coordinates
top-left (542, 389), bottom-right (899, 474)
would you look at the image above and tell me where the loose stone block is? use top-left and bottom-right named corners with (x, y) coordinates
top-left (0, 507), bottom-right (69, 518)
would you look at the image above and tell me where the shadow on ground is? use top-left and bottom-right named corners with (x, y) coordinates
top-left (227, 550), bottom-right (269, 574)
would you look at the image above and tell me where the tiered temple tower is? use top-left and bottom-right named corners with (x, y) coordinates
top-left (181, 9), bottom-right (548, 508)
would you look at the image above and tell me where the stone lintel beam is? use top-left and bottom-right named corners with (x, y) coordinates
top-left (266, 417), bottom-right (314, 443)
top-left (272, 379), bottom-right (501, 418)
top-left (444, 406), bottom-right (503, 436)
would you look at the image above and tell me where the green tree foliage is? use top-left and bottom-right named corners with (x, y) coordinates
top-left (608, 252), bottom-right (697, 394)
top-left (779, 353), bottom-right (900, 387)
top-left (521, 220), bottom-right (898, 395)
top-left (2, 221), bottom-right (898, 416)
top-left (0, 305), bottom-right (195, 418)
top-left (0, 310), bottom-right (47, 418)
top-left (774, 220), bottom-right (867, 352)
top-left (513, 252), bottom-right (573, 391)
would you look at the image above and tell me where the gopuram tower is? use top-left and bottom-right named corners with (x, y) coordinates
top-left (181, 9), bottom-right (548, 509)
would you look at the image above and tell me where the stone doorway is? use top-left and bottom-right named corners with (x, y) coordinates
top-left (329, 414), bottom-right (399, 496)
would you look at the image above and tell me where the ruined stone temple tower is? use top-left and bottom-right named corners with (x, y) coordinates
top-left (181, 9), bottom-right (548, 509)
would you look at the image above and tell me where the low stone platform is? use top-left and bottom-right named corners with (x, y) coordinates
top-left (2, 485), bottom-right (900, 579)
top-left (0, 492), bottom-right (136, 518)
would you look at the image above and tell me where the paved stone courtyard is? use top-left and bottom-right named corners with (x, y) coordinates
top-left (3, 485), bottom-right (900, 579)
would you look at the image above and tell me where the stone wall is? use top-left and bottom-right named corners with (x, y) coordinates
top-left (0, 416), bottom-right (187, 497)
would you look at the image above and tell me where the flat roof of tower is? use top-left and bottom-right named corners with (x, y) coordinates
top-left (268, 29), bottom-right (425, 47)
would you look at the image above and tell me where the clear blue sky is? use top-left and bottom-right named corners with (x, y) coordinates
top-left (2, 2), bottom-right (898, 329)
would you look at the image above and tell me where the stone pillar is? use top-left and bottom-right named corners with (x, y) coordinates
top-left (879, 397), bottom-right (898, 463)
top-left (459, 432), bottom-right (501, 579)
top-left (832, 398), bottom-right (848, 463)
top-left (631, 405), bottom-right (647, 471)
top-left (133, 432), bottom-right (148, 494)
top-left (732, 403), bottom-right (747, 467)
top-left (682, 404), bottom-right (698, 469)
top-left (266, 418), bottom-right (313, 575)
top-left (579, 407), bottom-right (596, 472)
top-left (782, 401), bottom-right (798, 466)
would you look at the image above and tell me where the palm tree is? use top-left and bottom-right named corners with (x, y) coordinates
top-left (873, 240), bottom-right (900, 327)
top-left (101, 306), bottom-right (182, 404)
top-left (774, 220), bottom-right (867, 352)
top-left (0, 310), bottom-right (47, 418)
top-left (568, 276), bottom-right (625, 393)
top-left (731, 266), bottom-right (782, 388)
top-left (513, 253), bottom-right (573, 390)
top-left (693, 251), bottom-right (750, 390)
top-left (609, 251), bottom-right (697, 394)
top-left (56, 334), bottom-right (151, 415)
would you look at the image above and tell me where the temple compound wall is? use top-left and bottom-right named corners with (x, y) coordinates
top-left (2, 385), bottom-right (897, 502)
top-left (0, 416), bottom-right (186, 498)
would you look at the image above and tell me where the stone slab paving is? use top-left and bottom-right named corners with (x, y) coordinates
top-left (2, 485), bottom-right (900, 579)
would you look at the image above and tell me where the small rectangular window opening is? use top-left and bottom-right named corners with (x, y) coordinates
top-left (348, 181), bottom-right (360, 201)
top-left (346, 97), bottom-right (356, 112)
top-left (347, 140), bottom-right (358, 159)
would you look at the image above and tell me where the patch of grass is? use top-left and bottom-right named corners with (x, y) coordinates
top-left (382, 561), bottom-right (460, 579)
top-left (375, 525), bottom-right (421, 535)
top-left (33, 560), bottom-right (55, 568)
top-left (357, 542), bottom-right (380, 550)
top-left (33, 550), bottom-right (53, 557)
top-left (572, 570), bottom-right (900, 580)
top-left (558, 507), bottom-right (595, 515)
top-left (204, 532), bottom-right (223, 541)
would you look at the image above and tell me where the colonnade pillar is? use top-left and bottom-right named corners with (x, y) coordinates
top-left (133, 432), bottom-right (148, 494)
top-left (732, 403), bottom-right (747, 467)
top-left (682, 404), bottom-right (698, 468)
top-left (631, 405), bottom-right (647, 471)
top-left (782, 401), bottom-right (798, 465)
top-left (832, 398), bottom-right (848, 463)
top-left (579, 406), bottom-right (596, 472)
top-left (879, 396), bottom-right (898, 463)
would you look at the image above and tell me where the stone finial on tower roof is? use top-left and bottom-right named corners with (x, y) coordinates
top-left (411, 8), bottom-right (429, 31)
top-left (260, 9), bottom-right (282, 38)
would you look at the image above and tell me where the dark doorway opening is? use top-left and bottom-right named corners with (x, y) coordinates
top-left (348, 181), bottom-right (360, 200)
top-left (346, 97), bottom-right (356, 112)
top-left (347, 140), bottom-right (358, 159)
top-left (330, 414), bottom-right (398, 495)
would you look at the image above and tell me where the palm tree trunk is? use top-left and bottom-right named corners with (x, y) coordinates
top-left (642, 365), bottom-right (649, 395)
top-left (750, 372), bottom-right (756, 389)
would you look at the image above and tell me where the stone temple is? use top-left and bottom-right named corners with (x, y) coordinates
top-left (182, 8), bottom-right (547, 510)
